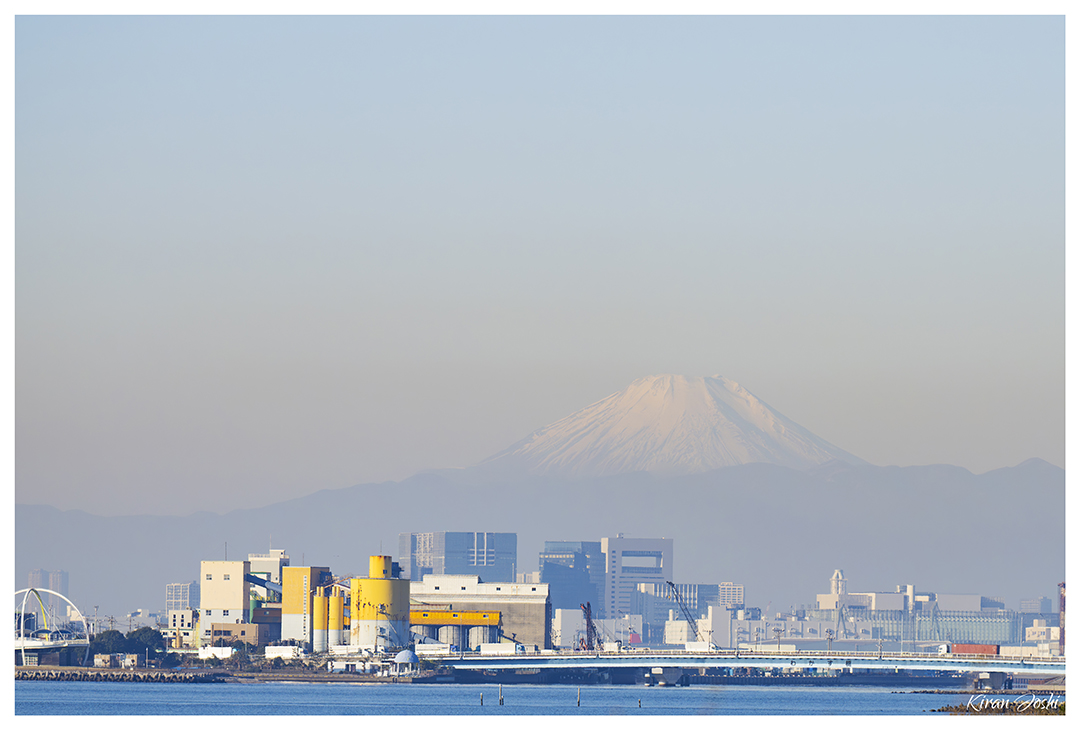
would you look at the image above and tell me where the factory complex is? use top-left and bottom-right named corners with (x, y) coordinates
top-left (151, 532), bottom-right (1063, 676)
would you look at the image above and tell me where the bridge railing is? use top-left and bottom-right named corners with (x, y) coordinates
top-left (506, 647), bottom-right (1065, 664)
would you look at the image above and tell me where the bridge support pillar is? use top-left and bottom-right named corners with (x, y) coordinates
top-left (974, 672), bottom-right (1009, 690)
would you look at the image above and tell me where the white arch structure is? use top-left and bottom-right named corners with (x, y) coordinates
top-left (15, 588), bottom-right (90, 666)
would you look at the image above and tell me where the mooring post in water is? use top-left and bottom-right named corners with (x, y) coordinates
top-left (480, 692), bottom-right (483, 706)
top-left (639, 699), bottom-right (642, 708)
top-left (577, 686), bottom-right (581, 707)
top-left (499, 684), bottom-right (504, 705)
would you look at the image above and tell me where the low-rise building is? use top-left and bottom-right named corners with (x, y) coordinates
top-left (167, 609), bottom-right (198, 648)
top-left (209, 622), bottom-right (268, 646)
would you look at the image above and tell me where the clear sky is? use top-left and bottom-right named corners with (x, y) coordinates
top-left (14, 15), bottom-right (1065, 516)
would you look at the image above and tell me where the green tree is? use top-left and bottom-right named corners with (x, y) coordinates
top-left (89, 629), bottom-right (127, 656)
top-left (125, 627), bottom-right (165, 657)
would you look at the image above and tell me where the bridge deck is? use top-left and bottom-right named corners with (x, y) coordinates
top-left (440, 650), bottom-right (1066, 676)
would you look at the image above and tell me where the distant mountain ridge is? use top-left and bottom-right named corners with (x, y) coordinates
top-left (477, 374), bottom-right (867, 477)
top-left (14, 458), bottom-right (1063, 620)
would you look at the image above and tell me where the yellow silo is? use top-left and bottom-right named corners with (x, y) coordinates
top-left (349, 555), bottom-right (410, 651)
top-left (313, 587), bottom-right (329, 653)
top-left (328, 588), bottom-right (345, 647)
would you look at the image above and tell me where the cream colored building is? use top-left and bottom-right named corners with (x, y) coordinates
top-left (198, 560), bottom-right (250, 644)
top-left (410, 574), bottom-right (551, 648)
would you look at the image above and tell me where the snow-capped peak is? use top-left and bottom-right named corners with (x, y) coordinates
top-left (478, 374), bottom-right (866, 477)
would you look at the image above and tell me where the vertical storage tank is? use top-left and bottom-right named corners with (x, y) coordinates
top-left (328, 589), bottom-right (344, 647)
top-left (350, 555), bottom-right (410, 651)
top-left (312, 587), bottom-right (329, 653)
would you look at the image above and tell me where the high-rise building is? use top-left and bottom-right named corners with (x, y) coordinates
top-left (398, 532), bottom-right (517, 583)
top-left (165, 581), bottom-right (200, 612)
top-left (538, 541), bottom-right (604, 610)
top-left (28, 569), bottom-right (69, 621)
top-left (600, 536), bottom-right (673, 620)
top-left (1020, 596), bottom-right (1053, 614)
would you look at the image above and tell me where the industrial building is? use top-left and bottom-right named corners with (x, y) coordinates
top-left (198, 560), bottom-right (251, 644)
top-left (398, 531), bottom-right (518, 582)
top-left (193, 552), bottom-right (413, 653)
top-left (801, 569), bottom-right (1032, 647)
top-left (409, 574), bottom-right (551, 648)
top-left (280, 565), bottom-right (333, 646)
top-left (247, 549), bottom-right (289, 601)
top-left (632, 582), bottom-right (745, 643)
top-left (349, 555), bottom-right (411, 650)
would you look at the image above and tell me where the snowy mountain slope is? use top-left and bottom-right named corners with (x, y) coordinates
top-left (478, 374), bottom-right (867, 477)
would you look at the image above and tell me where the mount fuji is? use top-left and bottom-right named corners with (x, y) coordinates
top-left (477, 374), bottom-right (867, 477)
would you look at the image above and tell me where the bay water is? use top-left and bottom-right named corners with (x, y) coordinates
top-left (15, 680), bottom-right (975, 715)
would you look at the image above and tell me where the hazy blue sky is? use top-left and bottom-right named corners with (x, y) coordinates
top-left (15, 15), bottom-right (1064, 516)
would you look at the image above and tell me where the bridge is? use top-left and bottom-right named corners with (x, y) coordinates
top-left (15, 588), bottom-right (91, 666)
top-left (439, 649), bottom-right (1066, 676)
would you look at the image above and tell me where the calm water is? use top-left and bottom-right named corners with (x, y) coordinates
top-left (15, 681), bottom-right (975, 715)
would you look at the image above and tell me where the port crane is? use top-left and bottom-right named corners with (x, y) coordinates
top-left (578, 602), bottom-right (602, 651)
top-left (666, 581), bottom-right (701, 643)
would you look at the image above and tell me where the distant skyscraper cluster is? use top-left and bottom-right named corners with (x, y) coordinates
top-left (27, 568), bottom-right (69, 620)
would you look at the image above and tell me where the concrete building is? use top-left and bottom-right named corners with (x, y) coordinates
top-left (198, 560), bottom-right (251, 644)
top-left (1025, 619), bottom-right (1061, 643)
top-left (209, 622), bottom-right (269, 646)
top-left (280, 565), bottom-right (333, 647)
top-left (816, 570), bottom-right (905, 611)
top-left (409, 574), bottom-right (551, 648)
top-left (808, 570), bottom-right (1024, 645)
top-left (399, 532), bottom-right (518, 582)
top-left (600, 536), bottom-right (672, 620)
top-left (247, 549), bottom-right (289, 600)
top-left (632, 582), bottom-right (744, 643)
top-left (167, 609), bottom-right (198, 648)
top-left (165, 581), bottom-right (200, 613)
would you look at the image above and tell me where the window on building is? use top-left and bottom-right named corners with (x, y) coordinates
top-left (224, 575), bottom-right (230, 580)
top-left (205, 610), bottom-right (211, 616)
top-left (223, 610), bottom-right (229, 616)
top-left (206, 574), bottom-right (212, 580)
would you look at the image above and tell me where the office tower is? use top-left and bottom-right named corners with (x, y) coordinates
top-left (165, 581), bottom-right (200, 612)
top-left (398, 532), bottom-right (517, 582)
top-left (600, 535), bottom-right (673, 619)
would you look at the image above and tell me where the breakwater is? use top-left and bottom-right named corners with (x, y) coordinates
top-left (15, 667), bottom-right (222, 683)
